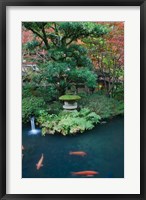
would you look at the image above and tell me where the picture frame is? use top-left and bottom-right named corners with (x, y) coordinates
top-left (0, 0), bottom-right (145, 199)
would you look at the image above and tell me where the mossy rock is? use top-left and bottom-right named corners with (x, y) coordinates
top-left (59, 95), bottom-right (81, 101)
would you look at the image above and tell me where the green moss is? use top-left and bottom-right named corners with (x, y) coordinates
top-left (59, 95), bottom-right (81, 101)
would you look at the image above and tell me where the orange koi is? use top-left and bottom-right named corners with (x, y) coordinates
top-left (69, 151), bottom-right (87, 156)
top-left (36, 154), bottom-right (44, 170)
top-left (71, 170), bottom-right (99, 177)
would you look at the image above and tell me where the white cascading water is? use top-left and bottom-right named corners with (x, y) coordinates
top-left (31, 116), bottom-right (35, 130)
top-left (29, 116), bottom-right (40, 135)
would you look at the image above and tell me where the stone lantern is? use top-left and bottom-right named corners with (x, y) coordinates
top-left (59, 95), bottom-right (81, 110)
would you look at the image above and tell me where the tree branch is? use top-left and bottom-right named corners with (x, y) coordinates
top-left (42, 26), bottom-right (50, 49)
top-left (29, 27), bottom-right (44, 41)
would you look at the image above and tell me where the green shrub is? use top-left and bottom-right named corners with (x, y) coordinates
top-left (22, 96), bottom-right (46, 123)
top-left (37, 108), bottom-right (101, 136)
top-left (35, 86), bottom-right (59, 102)
top-left (112, 84), bottom-right (124, 101)
top-left (79, 93), bottom-right (124, 119)
top-left (22, 82), bottom-right (38, 98)
top-left (47, 101), bottom-right (63, 114)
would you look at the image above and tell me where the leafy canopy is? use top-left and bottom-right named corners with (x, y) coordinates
top-left (23, 22), bottom-right (109, 98)
top-left (23, 22), bottom-right (109, 49)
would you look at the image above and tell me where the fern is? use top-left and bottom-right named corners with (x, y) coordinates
top-left (37, 108), bottom-right (101, 136)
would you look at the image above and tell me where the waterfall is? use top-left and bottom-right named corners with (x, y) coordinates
top-left (29, 116), bottom-right (40, 135)
top-left (31, 116), bottom-right (36, 130)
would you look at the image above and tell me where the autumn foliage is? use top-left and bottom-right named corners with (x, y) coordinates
top-left (105, 22), bottom-right (124, 67)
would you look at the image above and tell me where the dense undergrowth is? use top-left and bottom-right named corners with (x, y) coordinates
top-left (22, 92), bottom-right (124, 136)
top-left (37, 108), bottom-right (101, 136)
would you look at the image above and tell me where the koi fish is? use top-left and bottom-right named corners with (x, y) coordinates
top-left (69, 151), bottom-right (87, 156)
top-left (36, 154), bottom-right (44, 170)
top-left (22, 145), bottom-right (24, 150)
top-left (71, 170), bottom-right (99, 177)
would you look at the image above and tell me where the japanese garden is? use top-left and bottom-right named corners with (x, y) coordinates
top-left (22, 22), bottom-right (124, 178)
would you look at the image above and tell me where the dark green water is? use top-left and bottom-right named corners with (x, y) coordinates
top-left (22, 116), bottom-right (124, 178)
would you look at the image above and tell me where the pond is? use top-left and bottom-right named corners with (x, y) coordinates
top-left (22, 116), bottom-right (124, 178)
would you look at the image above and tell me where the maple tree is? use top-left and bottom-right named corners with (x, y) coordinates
top-left (83, 22), bottom-right (124, 99)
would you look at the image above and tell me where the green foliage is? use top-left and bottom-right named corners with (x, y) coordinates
top-left (35, 86), bottom-right (59, 102)
top-left (37, 54), bottom-right (97, 96)
top-left (65, 44), bottom-right (93, 69)
top-left (23, 40), bottom-right (40, 51)
top-left (22, 43), bottom-right (97, 100)
top-left (59, 22), bottom-right (108, 38)
top-left (59, 95), bottom-right (81, 101)
top-left (112, 83), bottom-right (124, 101)
top-left (23, 22), bottom-right (109, 49)
top-left (79, 93), bottom-right (124, 119)
top-left (37, 108), bottom-right (101, 136)
top-left (47, 101), bottom-right (62, 114)
top-left (22, 22), bottom-right (109, 98)
top-left (22, 82), bottom-right (36, 98)
top-left (22, 96), bottom-right (46, 123)
top-left (22, 22), bottom-right (123, 130)
top-left (22, 81), bottom-right (59, 102)
top-left (69, 67), bottom-right (97, 88)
